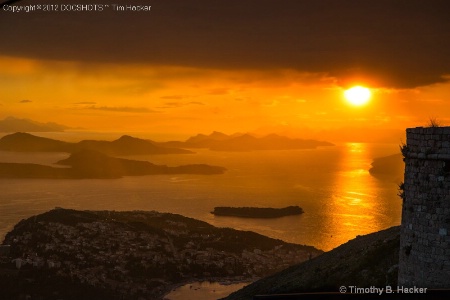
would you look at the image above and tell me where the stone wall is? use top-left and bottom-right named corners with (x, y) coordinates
top-left (398, 127), bottom-right (450, 288)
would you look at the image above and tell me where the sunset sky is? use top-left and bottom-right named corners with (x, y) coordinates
top-left (1, 0), bottom-right (450, 142)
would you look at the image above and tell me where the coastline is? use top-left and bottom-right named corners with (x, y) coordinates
top-left (211, 206), bottom-right (304, 219)
top-left (161, 277), bottom-right (256, 300)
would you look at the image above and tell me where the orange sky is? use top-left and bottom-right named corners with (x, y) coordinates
top-left (1, 1), bottom-right (450, 142)
top-left (1, 55), bottom-right (449, 142)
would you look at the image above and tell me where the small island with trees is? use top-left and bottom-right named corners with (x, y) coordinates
top-left (211, 206), bottom-right (304, 219)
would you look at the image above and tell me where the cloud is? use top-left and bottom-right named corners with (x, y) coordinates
top-left (74, 101), bottom-right (96, 105)
top-left (3, 1), bottom-right (449, 88)
top-left (160, 95), bottom-right (189, 100)
top-left (208, 88), bottom-right (229, 95)
top-left (85, 106), bottom-right (157, 113)
top-left (164, 102), bottom-right (182, 107)
top-left (19, 99), bottom-right (32, 103)
top-left (161, 101), bottom-right (205, 108)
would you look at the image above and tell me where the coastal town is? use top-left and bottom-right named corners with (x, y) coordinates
top-left (0, 208), bottom-right (321, 299)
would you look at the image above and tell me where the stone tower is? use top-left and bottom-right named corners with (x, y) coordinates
top-left (398, 127), bottom-right (450, 287)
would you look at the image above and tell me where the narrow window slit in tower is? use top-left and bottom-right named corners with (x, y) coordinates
top-left (442, 160), bottom-right (450, 174)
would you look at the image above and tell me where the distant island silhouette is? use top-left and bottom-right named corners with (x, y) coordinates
top-left (0, 131), bottom-right (334, 154)
top-left (0, 132), bottom-right (192, 155)
top-left (0, 149), bottom-right (226, 179)
top-left (369, 153), bottom-right (404, 182)
top-left (211, 206), bottom-right (304, 218)
top-left (0, 116), bottom-right (70, 132)
top-left (160, 131), bottom-right (334, 151)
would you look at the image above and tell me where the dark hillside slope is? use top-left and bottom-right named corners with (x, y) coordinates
top-left (223, 226), bottom-right (400, 300)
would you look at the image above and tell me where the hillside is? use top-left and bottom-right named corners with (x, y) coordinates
top-left (0, 208), bottom-right (321, 300)
top-left (223, 226), bottom-right (400, 299)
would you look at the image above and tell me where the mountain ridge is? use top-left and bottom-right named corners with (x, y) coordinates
top-left (0, 132), bottom-right (192, 155)
top-left (160, 131), bottom-right (334, 151)
top-left (0, 116), bottom-right (70, 132)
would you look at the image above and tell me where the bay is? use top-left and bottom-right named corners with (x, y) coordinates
top-left (0, 143), bottom-right (402, 252)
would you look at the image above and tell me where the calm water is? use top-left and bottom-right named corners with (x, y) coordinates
top-left (0, 143), bottom-right (402, 252)
top-left (164, 281), bottom-right (250, 300)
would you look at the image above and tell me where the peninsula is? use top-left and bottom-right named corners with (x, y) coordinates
top-left (0, 208), bottom-right (321, 300)
top-left (211, 206), bottom-right (304, 218)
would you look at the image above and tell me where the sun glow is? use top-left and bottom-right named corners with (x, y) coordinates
top-left (344, 86), bottom-right (371, 106)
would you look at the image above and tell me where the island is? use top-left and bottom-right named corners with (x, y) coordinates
top-left (0, 208), bottom-right (321, 300)
top-left (0, 149), bottom-right (226, 179)
top-left (0, 131), bottom-right (334, 154)
top-left (211, 206), bottom-right (304, 218)
top-left (0, 132), bottom-right (193, 155)
top-left (0, 116), bottom-right (70, 132)
top-left (368, 153), bottom-right (404, 182)
top-left (160, 132), bottom-right (334, 151)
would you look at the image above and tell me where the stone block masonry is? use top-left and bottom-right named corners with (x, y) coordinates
top-left (398, 127), bottom-right (450, 288)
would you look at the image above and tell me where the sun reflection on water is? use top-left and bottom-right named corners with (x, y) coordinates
top-left (325, 143), bottom-right (382, 249)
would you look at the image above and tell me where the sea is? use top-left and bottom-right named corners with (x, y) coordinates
top-left (0, 141), bottom-right (403, 299)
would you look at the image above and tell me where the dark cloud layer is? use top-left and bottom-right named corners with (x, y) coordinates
top-left (1, 0), bottom-right (450, 88)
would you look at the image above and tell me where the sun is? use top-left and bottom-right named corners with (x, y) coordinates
top-left (344, 86), bottom-right (371, 106)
